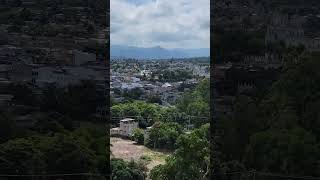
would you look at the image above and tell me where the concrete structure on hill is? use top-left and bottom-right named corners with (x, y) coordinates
top-left (110, 118), bottom-right (139, 137)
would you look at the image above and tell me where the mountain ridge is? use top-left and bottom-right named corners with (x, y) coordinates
top-left (111, 45), bottom-right (210, 59)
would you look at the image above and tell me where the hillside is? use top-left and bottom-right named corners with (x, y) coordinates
top-left (111, 45), bottom-right (210, 59)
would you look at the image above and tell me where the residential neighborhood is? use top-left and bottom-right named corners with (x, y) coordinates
top-left (110, 58), bottom-right (209, 106)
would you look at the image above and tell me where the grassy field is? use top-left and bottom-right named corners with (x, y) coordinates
top-left (110, 137), bottom-right (171, 173)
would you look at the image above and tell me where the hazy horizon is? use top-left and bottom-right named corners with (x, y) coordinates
top-left (111, 44), bottom-right (210, 59)
top-left (111, 44), bottom-right (210, 50)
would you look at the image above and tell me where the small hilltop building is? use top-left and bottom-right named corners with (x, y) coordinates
top-left (110, 118), bottom-right (139, 137)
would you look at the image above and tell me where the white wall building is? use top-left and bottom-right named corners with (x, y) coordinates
top-left (110, 118), bottom-right (139, 137)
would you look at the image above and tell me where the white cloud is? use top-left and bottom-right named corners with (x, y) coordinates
top-left (110, 0), bottom-right (210, 49)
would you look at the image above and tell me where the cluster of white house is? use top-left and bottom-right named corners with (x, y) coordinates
top-left (111, 75), bottom-right (187, 105)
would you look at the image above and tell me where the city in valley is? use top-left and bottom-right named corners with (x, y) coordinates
top-left (110, 57), bottom-right (210, 177)
top-left (111, 58), bottom-right (209, 106)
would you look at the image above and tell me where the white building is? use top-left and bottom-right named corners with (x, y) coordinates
top-left (110, 118), bottom-right (139, 137)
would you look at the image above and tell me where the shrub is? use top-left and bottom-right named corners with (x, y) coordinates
top-left (132, 128), bottom-right (144, 145)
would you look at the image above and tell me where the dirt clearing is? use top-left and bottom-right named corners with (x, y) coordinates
top-left (110, 137), bottom-right (171, 173)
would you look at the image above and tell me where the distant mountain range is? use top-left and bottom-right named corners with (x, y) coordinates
top-left (111, 45), bottom-right (210, 59)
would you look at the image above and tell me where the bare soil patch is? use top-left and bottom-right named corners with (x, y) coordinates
top-left (111, 137), bottom-right (145, 161)
top-left (111, 137), bottom-right (171, 175)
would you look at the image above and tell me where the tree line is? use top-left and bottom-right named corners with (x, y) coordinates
top-left (111, 78), bottom-right (210, 179)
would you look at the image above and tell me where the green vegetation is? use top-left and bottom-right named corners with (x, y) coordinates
top-left (132, 128), bottom-right (144, 145)
top-left (177, 78), bottom-right (209, 111)
top-left (111, 78), bottom-right (209, 128)
top-left (146, 122), bottom-right (183, 149)
top-left (111, 101), bottom-right (161, 128)
top-left (150, 124), bottom-right (210, 180)
top-left (111, 78), bottom-right (210, 179)
top-left (151, 69), bottom-right (194, 82)
top-left (111, 159), bottom-right (146, 180)
top-left (177, 78), bottom-right (210, 127)
top-left (139, 155), bottom-right (152, 162)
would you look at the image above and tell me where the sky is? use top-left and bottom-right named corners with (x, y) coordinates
top-left (110, 0), bottom-right (210, 49)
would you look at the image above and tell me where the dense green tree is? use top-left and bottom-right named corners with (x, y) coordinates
top-left (111, 101), bottom-right (162, 127)
top-left (146, 122), bottom-right (183, 149)
top-left (132, 128), bottom-right (144, 145)
top-left (177, 78), bottom-right (209, 112)
top-left (176, 78), bottom-right (209, 127)
top-left (154, 69), bottom-right (193, 82)
top-left (111, 159), bottom-right (145, 180)
top-left (150, 124), bottom-right (210, 180)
